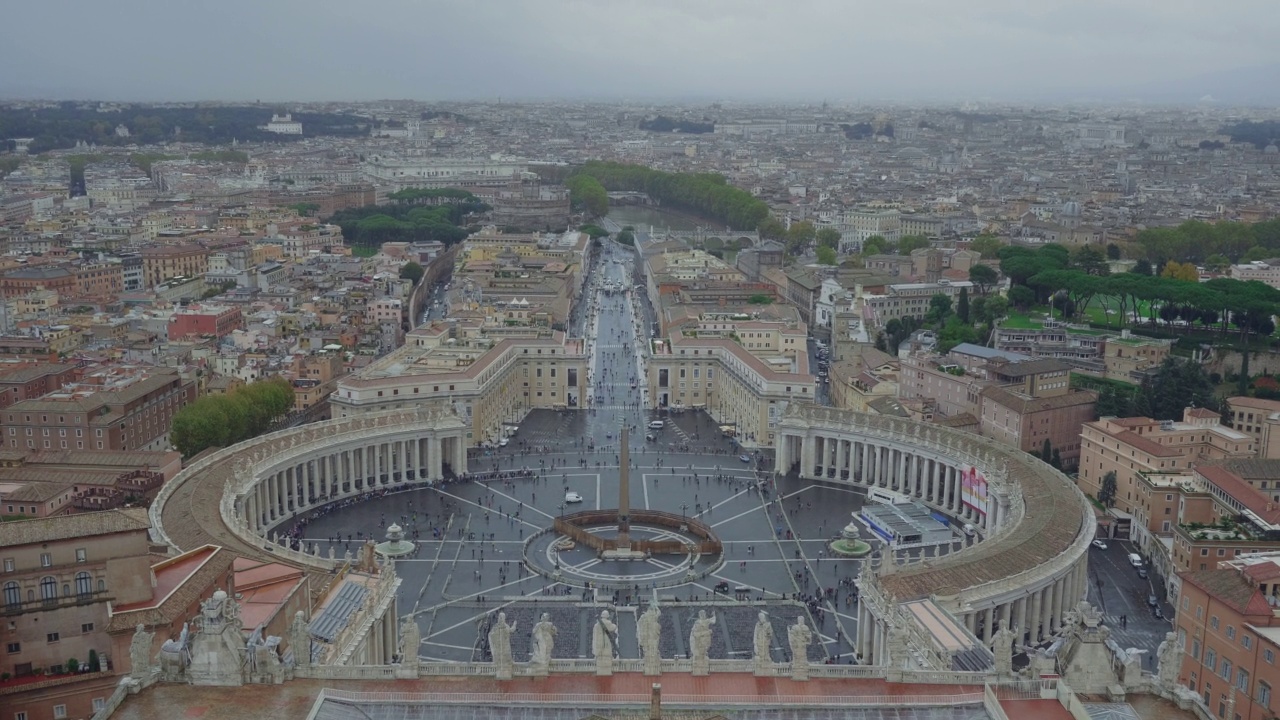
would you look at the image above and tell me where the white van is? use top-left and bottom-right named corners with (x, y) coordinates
top-left (1128, 553), bottom-right (1143, 568)
top-left (648, 420), bottom-right (665, 429)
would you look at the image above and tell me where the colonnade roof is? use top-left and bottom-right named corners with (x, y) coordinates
top-left (154, 409), bottom-right (462, 569)
top-left (781, 405), bottom-right (1089, 604)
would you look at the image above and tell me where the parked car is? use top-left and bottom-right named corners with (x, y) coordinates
top-left (739, 454), bottom-right (752, 463)
top-left (564, 492), bottom-right (583, 503)
top-left (1091, 539), bottom-right (1108, 550)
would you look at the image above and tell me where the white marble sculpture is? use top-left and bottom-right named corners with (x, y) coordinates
top-left (1157, 631), bottom-right (1184, 690)
top-left (752, 611), bottom-right (774, 676)
top-left (688, 609), bottom-right (716, 676)
top-left (129, 624), bottom-right (154, 681)
top-left (288, 610), bottom-right (310, 668)
top-left (991, 622), bottom-right (1016, 677)
top-left (400, 617), bottom-right (421, 672)
top-left (187, 590), bottom-right (247, 686)
top-left (788, 616), bottom-right (812, 680)
top-left (637, 599), bottom-right (662, 676)
top-left (488, 612), bottom-right (516, 680)
top-left (593, 610), bottom-right (619, 676)
top-left (530, 613), bottom-right (557, 677)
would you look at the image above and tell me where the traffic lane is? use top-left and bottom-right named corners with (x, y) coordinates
top-left (1086, 542), bottom-right (1171, 655)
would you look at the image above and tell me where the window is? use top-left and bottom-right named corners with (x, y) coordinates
top-left (1238, 667), bottom-right (1250, 691)
top-left (1207, 648), bottom-right (1217, 669)
top-left (1211, 616), bottom-right (1220, 630)
top-left (47, 632), bottom-right (59, 643)
top-left (1267, 649), bottom-right (1275, 664)
top-left (93, 699), bottom-right (106, 712)
top-left (1221, 658), bottom-right (1232, 681)
top-left (40, 576), bottom-right (56, 600)
top-left (3, 582), bottom-right (17, 607)
top-left (16, 713), bottom-right (27, 720)
top-left (5, 642), bottom-right (18, 653)
top-left (40, 553), bottom-right (51, 567)
top-left (52, 706), bottom-right (66, 720)
top-left (75, 572), bottom-right (92, 596)
top-left (81, 623), bottom-right (93, 633)
top-left (2, 558), bottom-right (11, 572)
top-left (1260, 681), bottom-right (1272, 709)
top-left (1243, 635), bottom-right (1253, 650)
top-left (1227, 626), bottom-right (1236, 640)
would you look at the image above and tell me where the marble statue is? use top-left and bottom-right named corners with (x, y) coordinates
top-left (689, 609), bottom-right (716, 676)
top-left (990, 622), bottom-right (1016, 677)
top-left (530, 613), bottom-right (557, 675)
top-left (328, 546), bottom-right (336, 560)
top-left (129, 624), bottom-right (154, 680)
top-left (400, 617), bottom-right (421, 672)
top-left (752, 611), bottom-right (774, 676)
top-left (1157, 631), bottom-right (1184, 689)
top-left (593, 610), bottom-right (619, 675)
top-left (788, 616), bottom-right (812, 680)
top-left (488, 612), bottom-right (515, 680)
top-left (158, 623), bottom-right (190, 682)
top-left (637, 599), bottom-right (662, 676)
top-left (288, 610), bottom-right (310, 667)
top-left (358, 539), bottom-right (378, 573)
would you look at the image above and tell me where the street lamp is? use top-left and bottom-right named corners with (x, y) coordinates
top-left (681, 503), bottom-right (688, 519)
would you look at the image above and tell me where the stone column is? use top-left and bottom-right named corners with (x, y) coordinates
top-left (801, 435), bottom-right (815, 478)
top-left (1029, 587), bottom-right (1043, 642)
top-left (835, 439), bottom-right (846, 481)
top-left (983, 607), bottom-right (995, 643)
top-left (431, 437), bottom-right (443, 481)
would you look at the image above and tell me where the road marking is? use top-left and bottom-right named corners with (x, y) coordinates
top-left (642, 472), bottom-right (650, 509)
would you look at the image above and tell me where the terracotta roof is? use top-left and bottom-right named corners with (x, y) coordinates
top-left (0, 507), bottom-right (149, 547)
top-left (1113, 430), bottom-right (1181, 458)
top-left (1186, 408), bottom-right (1220, 419)
top-left (1181, 568), bottom-right (1274, 616)
top-left (980, 386), bottom-right (1098, 415)
top-left (1227, 396), bottom-right (1280, 411)
top-left (1197, 465), bottom-right (1280, 524)
top-left (107, 545), bottom-right (235, 632)
top-left (1244, 562), bottom-right (1280, 582)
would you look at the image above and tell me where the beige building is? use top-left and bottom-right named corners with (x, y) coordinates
top-left (1226, 396), bottom-right (1280, 459)
top-left (332, 323), bottom-right (587, 446)
top-left (1079, 409), bottom-right (1255, 550)
top-left (977, 358), bottom-right (1097, 468)
top-left (1, 509), bottom-right (154, 720)
top-left (647, 318), bottom-right (815, 449)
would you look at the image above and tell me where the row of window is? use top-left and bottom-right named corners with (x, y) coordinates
top-left (13, 700), bottom-right (105, 720)
top-left (3, 573), bottom-right (102, 606)
top-left (2, 549), bottom-right (87, 572)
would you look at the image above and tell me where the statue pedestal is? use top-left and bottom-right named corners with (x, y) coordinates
top-left (596, 657), bottom-right (614, 676)
top-left (529, 662), bottom-right (549, 679)
top-left (754, 661), bottom-right (773, 677)
top-left (691, 658), bottom-right (710, 676)
top-left (791, 661), bottom-right (809, 681)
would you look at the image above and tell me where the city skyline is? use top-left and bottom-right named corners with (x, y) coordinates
top-left (4, 0), bottom-right (1280, 104)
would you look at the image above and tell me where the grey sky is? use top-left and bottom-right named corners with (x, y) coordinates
top-left (4, 0), bottom-right (1278, 102)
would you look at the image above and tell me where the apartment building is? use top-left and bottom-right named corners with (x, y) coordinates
top-left (836, 208), bottom-right (901, 253)
top-left (978, 359), bottom-right (1097, 468)
top-left (0, 509), bottom-right (154, 720)
top-left (994, 322), bottom-right (1171, 381)
top-left (332, 325), bottom-right (587, 446)
top-left (140, 244), bottom-right (209, 289)
top-left (0, 363), bottom-right (80, 410)
top-left (1227, 397), bottom-right (1280, 459)
top-left (167, 304), bottom-right (244, 340)
top-left (1175, 552), bottom-right (1280, 720)
top-left (1, 367), bottom-right (197, 453)
top-left (647, 323), bottom-right (814, 449)
top-left (858, 280), bottom-right (974, 328)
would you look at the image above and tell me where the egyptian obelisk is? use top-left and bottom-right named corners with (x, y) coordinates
top-left (617, 425), bottom-right (631, 549)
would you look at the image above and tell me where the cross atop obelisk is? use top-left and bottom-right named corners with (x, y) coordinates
top-left (617, 424), bottom-right (631, 549)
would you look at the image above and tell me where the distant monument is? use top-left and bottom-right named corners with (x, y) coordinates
top-left (187, 590), bottom-right (247, 686)
top-left (752, 611), bottom-right (774, 676)
top-left (788, 616), bottom-right (813, 680)
top-left (638, 599), bottom-right (663, 676)
top-left (129, 624), bottom-right (155, 681)
top-left (689, 610), bottom-right (716, 676)
top-left (530, 613), bottom-right (557, 677)
top-left (488, 612), bottom-right (516, 680)
top-left (593, 610), bottom-right (619, 676)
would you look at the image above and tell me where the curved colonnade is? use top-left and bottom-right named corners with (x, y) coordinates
top-left (774, 405), bottom-right (1094, 666)
top-left (150, 408), bottom-right (469, 569)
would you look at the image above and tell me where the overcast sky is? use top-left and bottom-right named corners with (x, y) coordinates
top-left (4, 0), bottom-right (1278, 103)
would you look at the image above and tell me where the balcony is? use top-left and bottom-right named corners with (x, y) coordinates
top-left (2, 590), bottom-right (109, 616)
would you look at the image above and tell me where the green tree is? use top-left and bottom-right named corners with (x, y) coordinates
top-left (1106, 243), bottom-right (1122, 260)
top-left (862, 235), bottom-right (889, 255)
top-left (1008, 285), bottom-right (1035, 310)
top-left (926, 293), bottom-right (952, 324)
top-left (982, 295), bottom-right (1009, 324)
top-left (785, 221), bottom-right (817, 255)
top-left (969, 264), bottom-right (998, 295)
top-left (1099, 471), bottom-right (1118, 508)
top-left (956, 287), bottom-right (970, 324)
top-left (1132, 258), bottom-right (1154, 275)
top-left (88, 649), bottom-right (100, 672)
top-left (898, 235), bottom-right (931, 254)
top-left (170, 378), bottom-right (294, 457)
top-left (1204, 254), bottom-right (1231, 272)
top-left (816, 246), bottom-right (837, 265)
top-left (1041, 438), bottom-right (1052, 463)
top-left (1051, 448), bottom-right (1062, 469)
top-left (1244, 246), bottom-right (1272, 262)
top-left (758, 217), bottom-right (787, 240)
top-left (1071, 244), bottom-right (1110, 276)
top-left (816, 227), bottom-right (842, 250)
top-left (565, 174), bottom-right (609, 217)
top-left (970, 235), bottom-right (1004, 259)
top-left (399, 261), bottom-right (424, 284)
top-left (615, 230), bottom-right (635, 246)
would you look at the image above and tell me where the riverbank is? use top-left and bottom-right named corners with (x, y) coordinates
top-left (606, 205), bottom-right (724, 233)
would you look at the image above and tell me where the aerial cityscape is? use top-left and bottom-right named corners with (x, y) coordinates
top-left (3, 3), bottom-right (1280, 720)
